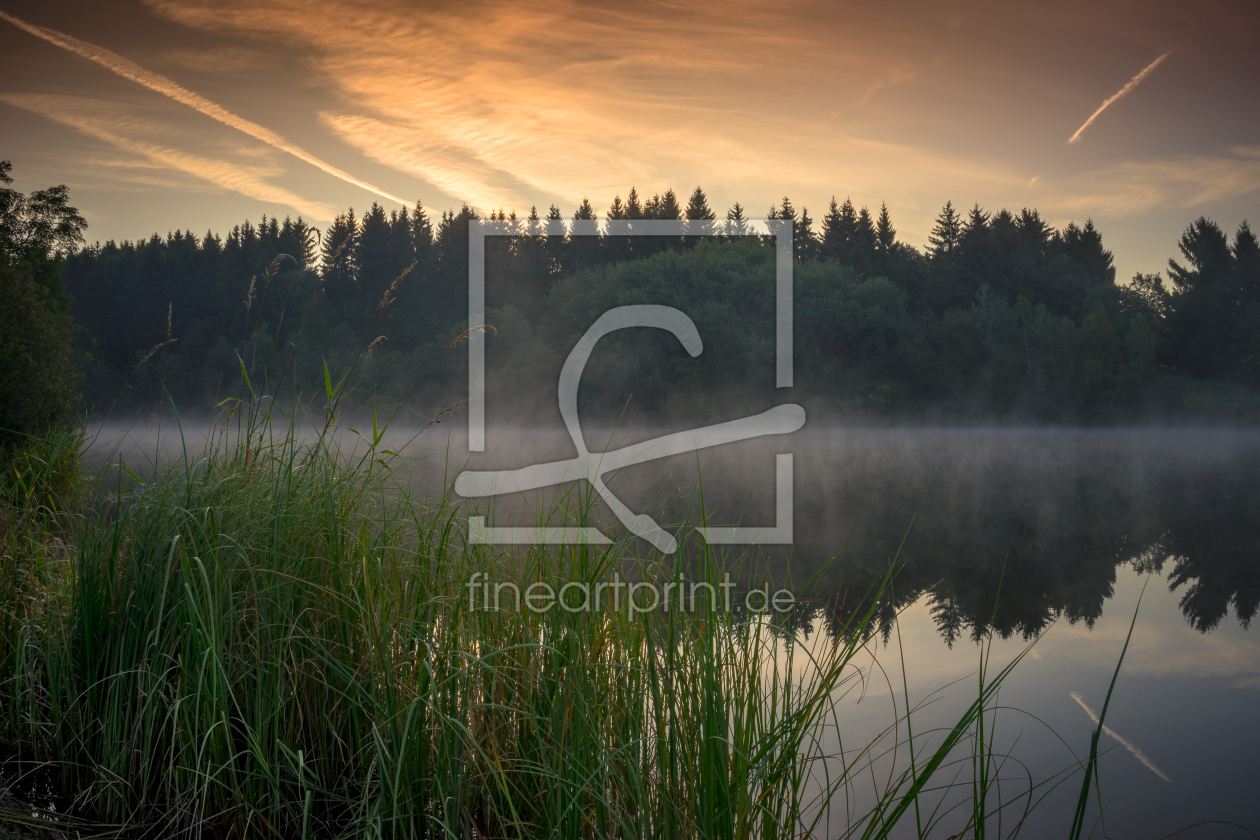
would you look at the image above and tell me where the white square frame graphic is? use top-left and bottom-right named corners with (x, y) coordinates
top-left (463, 218), bottom-right (796, 547)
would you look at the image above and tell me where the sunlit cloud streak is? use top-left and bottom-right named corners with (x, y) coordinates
top-left (1042, 146), bottom-right (1260, 216)
top-left (1068, 52), bottom-right (1170, 145)
top-left (1069, 692), bottom-right (1171, 782)
top-left (0, 9), bottom-right (409, 207)
top-left (0, 93), bottom-right (338, 220)
top-left (140, 0), bottom-right (1248, 242)
top-left (142, 0), bottom-right (1002, 215)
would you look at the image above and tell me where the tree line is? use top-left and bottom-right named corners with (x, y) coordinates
top-left (52, 184), bottom-right (1260, 421)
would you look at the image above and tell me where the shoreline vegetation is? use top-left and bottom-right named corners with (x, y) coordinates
top-left (1, 401), bottom-right (1130, 839)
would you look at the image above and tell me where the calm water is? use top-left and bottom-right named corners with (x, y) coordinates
top-left (91, 421), bottom-right (1260, 836)
top-left (449, 424), bottom-right (1260, 837)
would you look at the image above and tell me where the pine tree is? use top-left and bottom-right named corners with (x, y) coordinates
top-left (658, 188), bottom-right (682, 221)
top-left (572, 198), bottom-right (597, 222)
top-left (796, 206), bottom-right (818, 262)
top-left (928, 201), bottom-right (962, 257)
top-left (776, 196), bottom-right (797, 226)
top-left (875, 202), bottom-right (896, 252)
top-left (725, 202), bottom-right (748, 237)
top-left (543, 204), bottom-right (566, 273)
top-left (1168, 217), bottom-right (1232, 292)
top-left (388, 207), bottom-right (414, 269)
top-left (1016, 208), bottom-right (1050, 257)
top-left (411, 201), bottom-right (434, 266)
top-left (684, 186), bottom-right (716, 236)
top-left (570, 198), bottom-right (599, 267)
top-left (356, 203), bottom-right (397, 323)
top-left (1231, 220), bottom-right (1259, 304)
top-left (603, 196), bottom-right (633, 260)
top-left (820, 197), bottom-right (859, 265)
top-left (321, 209), bottom-right (358, 320)
top-left (856, 206), bottom-right (877, 264)
top-left (625, 188), bottom-right (643, 220)
top-left (820, 198), bottom-right (843, 261)
top-left (962, 204), bottom-right (989, 239)
top-left (1059, 219), bottom-right (1114, 286)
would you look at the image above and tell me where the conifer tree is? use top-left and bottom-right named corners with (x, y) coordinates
top-left (875, 202), bottom-right (896, 252)
top-left (838, 198), bottom-right (858, 236)
top-left (356, 203), bottom-right (397, 322)
top-left (725, 202), bottom-right (748, 237)
top-left (962, 204), bottom-right (990, 240)
top-left (820, 198), bottom-right (844, 261)
top-left (543, 204), bottom-right (566, 273)
top-left (928, 201), bottom-right (962, 257)
top-left (625, 188), bottom-right (643, 220)
top-left (1165, 217), bottom-right (1236, 375)
top-left (1016, 208), bottom-right (1051, 257)
top-left (321, 209), bottom-right (358, 320)
top-left (684, 186), bottom-right (716, 237)
top-left (1058, 219), bottom-right (1114, 285)
top-left (572, 198), bottom-right (597, 222)
top-left (278, 216), bottom-right (316, 269)
top-left (605, 195), bottom-right (633, 261)
top-left (796, 206), bottom-right (818, 262)
top-left (512, 205), bottom-right (548, 300)
top-left (570, 198), bottom-right (599, 267)
top-left (776, 196), bottom-right (797, 226)
top-left (388, 207), bottom-right (414, 270)
top-left (1233, 220), bottom-right (1259, 304)
top-left (411, 201), bottom-right (434, 266)
top-left (856, 206), bottom-right (877, 264)
top-left (1168, 217), bottom-right (1232, 292)
top-left (644, 194), bottom-right (663, 219)
top-left (659, 188), bottom-right (682, 221)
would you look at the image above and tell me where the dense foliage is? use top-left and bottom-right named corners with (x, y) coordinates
top-left (59, 187), bottom-right (1260, 420)
top-left (0, 161), bottom-right (85, 452)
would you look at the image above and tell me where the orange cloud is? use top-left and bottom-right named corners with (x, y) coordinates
top-left (130, 0), bottom-right (1260, 255)
top-left (0, 9), bottom-right (409, 206)
top-left (0, 93), bottom-right (338, 220)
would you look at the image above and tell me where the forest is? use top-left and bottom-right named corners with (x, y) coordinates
top-left (51, 185), bottom-right (1260, 422)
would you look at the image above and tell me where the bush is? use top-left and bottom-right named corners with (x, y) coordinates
top-left (0, 262), bottom-right (80, 453)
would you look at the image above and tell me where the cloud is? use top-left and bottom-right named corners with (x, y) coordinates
top-left (0, 9), bottom-right (409, 206)
top-left (0, 93), bottom-right (337, 220)
top-left (1040, 146), bottom-right (1260, 217)
top-left (1069, 52), bottom-right (1171, 145)
top-left (161, 46), bottom-right (272, 72)
top-left (141, 0), bottom-right (954, 211)
top-left (111, 0), bottom-right (1257, 259)
top-left (1069, 692), bottom-right (1171, 783)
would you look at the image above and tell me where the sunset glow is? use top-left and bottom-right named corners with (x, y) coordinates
top-left (2, 0), bottom-right (1257, 279)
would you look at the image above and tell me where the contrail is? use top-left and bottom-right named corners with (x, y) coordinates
top-left (1068, 52), bottom-right (1170, 144)
top-left (0, 9), bottom-right (410, 207)
top-left (1070, 692), bottom-right (1171, 782)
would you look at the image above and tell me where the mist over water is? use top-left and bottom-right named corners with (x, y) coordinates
top-left (90, 418), bottom-right (1260, 641)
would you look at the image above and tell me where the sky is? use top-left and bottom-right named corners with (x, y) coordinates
top-left (2, 0), bottom-right (1258, 282)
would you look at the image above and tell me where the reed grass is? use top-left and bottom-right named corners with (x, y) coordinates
top-left (0, 395), bottom-right (1092, 839)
